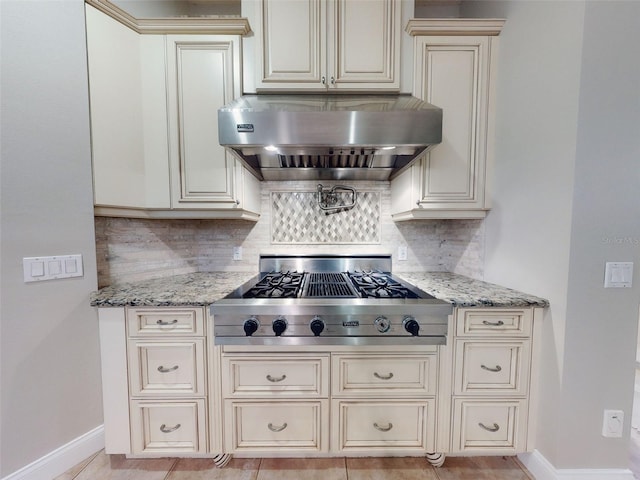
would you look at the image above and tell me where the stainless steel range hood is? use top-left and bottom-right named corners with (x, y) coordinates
top-left (218, 94), bottom-right (442, 181)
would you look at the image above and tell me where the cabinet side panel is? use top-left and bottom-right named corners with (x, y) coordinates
top-left (86, 5), bottom-right (146, 208)
top-left (98, 308), bottom-right (131, 454)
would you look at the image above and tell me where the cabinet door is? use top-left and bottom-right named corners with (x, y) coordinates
top-left (415, 36), bottom-right (492, 210)
top-left (166, 35), bottom-right (242, 209)
top-left (329, 0), bottom-right (400, 90)
top-left (256, 0), bottom-right (326, 90)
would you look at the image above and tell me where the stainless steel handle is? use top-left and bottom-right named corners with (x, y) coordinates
top-left (266, 374), bottom-right (286, 383)
top-left (373, 372), bottom-right (394, 380)
top-left (157, 365), bottom-right (179, 373)
top-left (482, 320), bottom-right (504, 327)
top-left (373, 422), bottom-right (393, 432)
top-left (160, 423), bottom-right (181, 433)
top-left (156, 319), bottom-right (178, 326)
top-left (478, 422), bottom-right (500, 432)
top-left (268, 422), bottom-right (287, 432)
top-left (480, 364), bottom-right (502, 373)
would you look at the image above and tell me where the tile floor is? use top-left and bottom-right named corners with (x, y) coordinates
top-left (54, 450), bottom-right (534, 480)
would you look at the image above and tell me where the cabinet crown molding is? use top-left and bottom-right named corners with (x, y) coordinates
top-left (85, 0), bottom-right (252, 35)
top-left (405, 18), bottom-right (505, 36)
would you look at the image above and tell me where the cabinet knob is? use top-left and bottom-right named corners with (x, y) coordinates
top-left (322, 76), bottom-right (326, 85)
top-left (330, 76), bottom-right (335, 85)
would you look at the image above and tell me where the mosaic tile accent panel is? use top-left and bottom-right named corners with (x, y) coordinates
top-left (271, 190), bottom-right (381, 244)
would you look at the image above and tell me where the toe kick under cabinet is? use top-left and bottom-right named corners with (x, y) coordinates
top-left (97, 305), bottom-right (542, 461)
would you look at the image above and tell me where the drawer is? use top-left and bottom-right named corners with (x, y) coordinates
top-left (130, 399), bottom-right (207, 455)
top-left (332, 399), bottom-right (435, 452)
top-left (128, 339), bottom-right (206, 396)
top-left (456, 308), bottom-right (532, 337)
top-left (451, 398), bottom-right (528, 454)
top-left (332, 354), bottom-right (437, 396)
top-left (224, 400), bottom-right (329, 453)
top-left (222, 354), bottom-right (329, 397)
top-left (454, 340), bottom-right (530, 395)
top-left (126, 307), bottom-right (205, 337)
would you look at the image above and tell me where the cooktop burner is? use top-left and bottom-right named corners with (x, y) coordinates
top-left (242, 271), bottom-right (304, 298)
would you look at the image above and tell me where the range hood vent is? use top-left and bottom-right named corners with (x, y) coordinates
top-left (218, 94), bottom-right (442, 181)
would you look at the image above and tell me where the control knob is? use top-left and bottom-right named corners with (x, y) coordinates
top-left (272, 317), bottom-right (288, 336)
top-left (310, 316), bottom-right (325, 336)
top-left (243, 316), bottom-right (259, 336)
top-left (403, 316), bottom-right (420, 336)
top-left (374, 315), bottom-right (391, 333)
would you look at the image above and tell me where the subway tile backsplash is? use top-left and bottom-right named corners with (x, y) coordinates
top-left (95, 181), bottom-right (484, 287)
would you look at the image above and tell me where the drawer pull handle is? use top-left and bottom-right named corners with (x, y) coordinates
top-left (160, 423), bottom-right (181, 433)
top-left (481, 364), bottom-right (502, 373)
top-left (267, 422), bottom-right (287, 432)
top-left (266, 374), bottom-right (286, 383)
top-left (156, 319), bottom-right (178, 326)
top-left (373, 422), bottom-right (393, 432)
top-left (482, 320), bottom-right (504, 327)
top-left (478, 422), bottom-right (500, 432)
top-left (157, 365), bottom-right (179, 373)
top-left (373, 372), bottom-right (394, 380)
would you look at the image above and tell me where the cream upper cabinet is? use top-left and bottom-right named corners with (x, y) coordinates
top-left (391, 20), bottom-right (504, 220)
top-left (166, 35), bottom-right (260, 215)
top-left (86, 4), bottom-right (260, 220)
top-left (254, 0), bottom-right (401, 92)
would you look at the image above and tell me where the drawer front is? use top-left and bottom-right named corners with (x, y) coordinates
top-left (130, 399), bottom-right (207, 455)
top-left (451, 398), bottom-right (528, 453)
top-left (332, 400), bottom-right (435, 452)
top-left (127, 307), bottom-right (205, 337)
top-left (224, 400), bottom-right (328, 452)
top-left (128, 339), bottom-right (206, 396)
top-left (332, 354), bottom-right (437, 396)
top-left (454, 340), bottom-right (530, 395)
top-left (222, 355), bottom-right (329, 397)
top-left (456, 309), bottom-right (532, 337)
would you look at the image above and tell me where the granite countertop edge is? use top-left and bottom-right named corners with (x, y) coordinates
top-left (90, 271), bottom-right (549, 309)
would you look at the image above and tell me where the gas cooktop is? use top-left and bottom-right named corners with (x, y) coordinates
top-left (211, 255), bottom-right (452, 346)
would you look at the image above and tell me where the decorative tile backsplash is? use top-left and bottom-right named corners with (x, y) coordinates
top-left (271, 190), bottom-right (380, 244)
top-left (94, 181), bottom-right (485, 287)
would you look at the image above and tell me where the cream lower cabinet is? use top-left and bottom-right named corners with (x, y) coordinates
top-left (390, 20), bottom-right (504, 220)
top-left (85, 5), bottom-right (260, 220)
top-left (447, 308), bottom-right (539, 455)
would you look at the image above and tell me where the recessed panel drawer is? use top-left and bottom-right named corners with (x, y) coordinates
top-left (129, 399), bottom-right (207, 455)
top-left (222, 354), bottom-right (329, 397)
top-left (456, 308), bottom-right (532, 337)
top-left (127, 307), bottom-right (205, 337)
top-left (332, 354), bottom-right (437, 396)
top-left (451, 398), bottom-right (528, 453)
top-left (128, 339), bottom-right (206, 396)
top-left (454, 340), bottom-right (530, 395)
top-left (224, 400), bottom-right (328, 452)
top-left (332, 399), bottom-right (435, 452)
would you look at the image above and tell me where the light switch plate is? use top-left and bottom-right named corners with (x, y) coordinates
top-left (604, 262), bottom-right (633, 288)
top-left (23, 254), bottom-right (84, 283)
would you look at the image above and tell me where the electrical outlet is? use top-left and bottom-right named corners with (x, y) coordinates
top-left (398, 246), bottom-right (408, 261)
top-left (602, 409), bottom-right (624, 437)
top-left (232, 246), bottom-right (243, 261)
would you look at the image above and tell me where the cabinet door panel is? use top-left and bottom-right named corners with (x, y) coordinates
top-left (418, 37), bottom-right (489, 207)
top-left (332, 0), bottom-right (399, 88)
top-left (260, 0), bottom-right (325, 86)
top-left (167, 36), bottom-right (241, 207)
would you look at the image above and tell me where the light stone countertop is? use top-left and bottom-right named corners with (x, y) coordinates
top-left (91, 271), bottom-right (549, 308)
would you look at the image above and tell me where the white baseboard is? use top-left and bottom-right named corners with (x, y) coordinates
top-left (1, 425), bottom-right (104, 480)
top-left (519, 450), bottom-right (635, 480)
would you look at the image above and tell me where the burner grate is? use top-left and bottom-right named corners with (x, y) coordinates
top-left (305, 273), bottom-right (357, 298)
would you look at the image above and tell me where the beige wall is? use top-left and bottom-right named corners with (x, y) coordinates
top-left (0, 1), bottom-right (102, 476)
